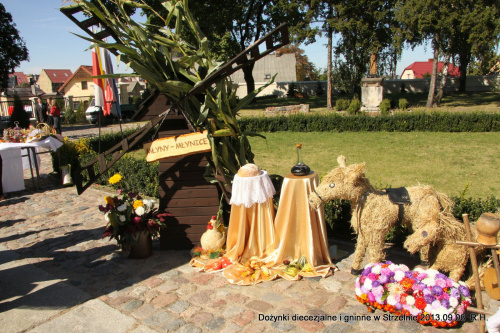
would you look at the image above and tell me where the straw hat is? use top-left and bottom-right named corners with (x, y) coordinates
top-left (476, 213), bottom-right (500, 245)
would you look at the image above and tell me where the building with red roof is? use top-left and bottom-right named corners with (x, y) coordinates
top-left (401, 59), bottom-right (460, 79)
top-left (8, 72), bottom-right (29, 87)
top-left (36, 69), bottom-right (73, 94)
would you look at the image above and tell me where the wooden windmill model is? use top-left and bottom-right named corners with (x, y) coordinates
top-left (60, 0), bottom-right (288, 249)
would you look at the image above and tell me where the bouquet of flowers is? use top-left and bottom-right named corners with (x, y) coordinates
top-left (355, 262), bottom-right (472, 328)
top-left (100, 173), bottom-right (171, 245)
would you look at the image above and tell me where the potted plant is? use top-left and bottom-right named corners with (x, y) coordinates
top-left (99, 173), bottom-right (171, 258)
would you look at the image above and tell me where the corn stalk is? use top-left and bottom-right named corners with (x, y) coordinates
top-left (67, 0), bottom-right (273, 186)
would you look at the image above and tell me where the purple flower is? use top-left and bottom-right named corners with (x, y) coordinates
top-left (405, 271), bottom-right (413, 278)
top-left (367, 293), bottom-right (375, 302)
top-left (450, 288), bottom-right (460, 298)
top-left (128, 192), bottom-right (137, 198)
top-left (386, 261), bottom-right (393, 265)
top-left (459, 285), bottom-right (470, 297)
top-left (379, 275), bottom-right (389, 284)
top-left (435, 273), bottom-right (447, 280)
top-left (360, 286), bottom-right (369, 294)
top-left (432, 286), bottom-right (443, 296)
top-left (423, 288), bottom-right (432, 296)
top-left (133, 216), bottom-right (142, 225)
top-left (424, 294), bottom-right (435, 304)
top-left (362, 267), bottom-right (372, 276)
top-left (98, 205), bottom-right (106, 212)
top-left (441, 299), bottom-right (450, 309)
top-left (395, 302), bottom-right (402, 310)
top-left (372, 281), bottom-right (381, 288)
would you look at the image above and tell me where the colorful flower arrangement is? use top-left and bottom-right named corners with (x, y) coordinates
top-left (100, 173), bottom-right (171, 245)
top-left (355, 262), bottom-right (471, 328)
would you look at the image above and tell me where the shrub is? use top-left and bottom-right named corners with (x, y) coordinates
top-left (75, 101), bottom-right (87, 123)
top-left (347, 98), bottom-right (361, 115)
top-left (238, 112), bottom-right (500, 133)
top-left (379, 99), bottom-right (391, 115)
top-left (335, 98), bottom-right (350, 111)
top-left (399, 98), bottom-right (409, 111)
top-left (64, 105), bottom-right (76, 124)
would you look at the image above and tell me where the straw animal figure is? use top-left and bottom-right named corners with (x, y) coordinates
top-left (308, 155), bottom-right (456, 275)
top-left (404, 216), bottom-right (481, 281)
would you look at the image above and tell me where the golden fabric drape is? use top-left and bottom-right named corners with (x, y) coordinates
top-left (225, 198), bottom-right (276, 264)
top-left (266, 172), bottom-right (335, 278)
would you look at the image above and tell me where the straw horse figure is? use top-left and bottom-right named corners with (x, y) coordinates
top-left (404, 215), bottom-right (481, 281)
top-left (308, 155), bottom-right (456, 275)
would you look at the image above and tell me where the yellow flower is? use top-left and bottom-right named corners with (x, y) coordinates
top-left (104, 196), bottom-right (114, 206)
top-left (133, 200), bottom-right (143, 209)
top-left (109, 174), bottom-right (122, 185)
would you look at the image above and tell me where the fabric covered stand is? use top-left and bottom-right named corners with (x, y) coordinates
top-left (266, 172), bottom-right (336, 279)
top-left (224, 170), bottom-right (276, 263)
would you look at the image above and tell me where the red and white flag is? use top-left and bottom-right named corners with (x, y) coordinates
top-left (92, 45), bottom-right (108, 115)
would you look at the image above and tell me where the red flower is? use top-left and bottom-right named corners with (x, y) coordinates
top-left (415, 297), bottom-right (426, 310)
top-left (400, 293), bottom-right (408, 304)
top-left (414, 290), bottom-right (424, 298)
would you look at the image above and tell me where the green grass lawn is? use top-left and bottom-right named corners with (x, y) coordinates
top-left (247, 131), bottom-right (500, 199)
top-left (238, 91), bottom-right (500, 117)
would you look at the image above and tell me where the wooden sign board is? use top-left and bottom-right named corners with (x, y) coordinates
top-left (145, 131), bottom-right (211, 162)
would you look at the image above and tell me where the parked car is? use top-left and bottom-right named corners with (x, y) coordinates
top-left (86, 99), bottom-right (134, 124)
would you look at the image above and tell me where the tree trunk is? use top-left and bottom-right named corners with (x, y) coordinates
top-left (327, 26), bottom-right (333, 110)
top-left (243, 63), bottom-right (256, 96)
top-left (435, 53), bottom-right (450, 106)
top-left (326, 5), bottom-right (333, 110)
top-left (426, 39), bottom-right (440, 109)
top-left (458, 51), bottom-right (471, 92)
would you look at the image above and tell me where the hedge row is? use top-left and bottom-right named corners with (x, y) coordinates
top-left (238, 112), bottom-right (500, 132)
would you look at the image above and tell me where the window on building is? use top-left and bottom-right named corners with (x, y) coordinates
top-left (82, 81), bottom-right (88, 90)
top-left (265, 74), bottom-right (271, 80)
top-left (73, 102), bottom-right (79, 110)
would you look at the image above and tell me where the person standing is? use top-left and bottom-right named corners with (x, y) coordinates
top-left (35, 96), bottom-right (48, 124)
top-left (48, 98), bottom-right (62, 134)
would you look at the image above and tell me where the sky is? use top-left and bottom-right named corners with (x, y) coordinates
top-left (4, 0), bottom-right (433, 78)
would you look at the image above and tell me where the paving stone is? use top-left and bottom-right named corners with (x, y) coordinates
top-left (143, 310), bottom-right (171, 327)
top-left (225, 293), bottom-right (249, 304)
top-left (245, 300), bottom-right (273, 313)
top-left (131, 304), bottom-right (157, 320)
top-left (156, 280), bottom-right (179, 293)
top-left (297, 320), bottom-right (326, 332)
top-left (245, 322), bottom-right (269, 332)
top-left (176, 323), bottom-right (202, 333)
top-left (320, 278), bottom-right (343, 293)
top-left (223, 305), bottom-right (245, 318)
top-left (189, 289), bottom-right (215, 304)
top-left (151, 293), bottom-right (178, 308)
top-left (323, 322), bottom-right (352, 333)
top-left (143, 277), bottom-right (164, 289)
top-left (322, 296), bottom-right (347, 313)
top-left (261, 292), bottom-right (284, 303)
top-left (305, 290), bottom-right (330, 308)
top-left (219, 322), bottom-right (242, 333)
top-left (160, 318), bottom-right (186, 332)
top-left (188, 273), bottom-right (214, 285)
top-left (123, 299), bottom-right (144, 312)
top-left (204, 317), bottom-right (225, 331)
top-left (189, 311), bottom-right (214, 325)
top-left (233, 310), bottom-right (256, 327)
top-left (169, 300), bottom-right (191, 313)
top-left (129, 325), bottom-right (159, 333)
top-left (180, 305), bottom-right (203, 319)
top-left (271, 321), bottom-right (295, 331)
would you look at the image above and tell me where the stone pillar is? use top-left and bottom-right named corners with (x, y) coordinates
top-left (65, 95), bottom-right (73, 110)
top-left (361, 78), bottom-right (384, 113)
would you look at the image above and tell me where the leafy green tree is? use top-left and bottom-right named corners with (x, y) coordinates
top-left (9, 94), bottom-right (30, 128)
top-left (279, 45), bottom-right (318, 81)
top-left (329, 0), bottom-right (399, 95)
top-left (0, 4), bottom-right (29, 91)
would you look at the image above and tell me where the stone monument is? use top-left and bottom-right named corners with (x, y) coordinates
top-left (361, 53), bottom-right (384, 113)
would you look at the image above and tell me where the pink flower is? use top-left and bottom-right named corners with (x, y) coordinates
top-left (435, 278), bottom-right (447, 288)
top-left (456, 305), bottom-right (466, 315)
top-left (367, 273), bottom-right (378, 281)
top-left (367, 292), bottom-right (375, 302)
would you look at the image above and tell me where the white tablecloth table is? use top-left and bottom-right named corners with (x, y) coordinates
top-left (0, 137), bottom-right (63, 193)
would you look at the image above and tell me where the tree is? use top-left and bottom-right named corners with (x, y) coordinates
top-left (447, 1), bottom-right (500, 91)
top-left (184, 0), bottom-right (311, 95)
top-left (0, 4), bottom-right (29, 91)
top-left (278, 45), bottom-right (318, 81)
top-left (329, 0), bottom-right (399, 95)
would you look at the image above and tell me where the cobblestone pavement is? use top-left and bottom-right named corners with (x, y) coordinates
top-left (0, 123), bottom-right (497, 332)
